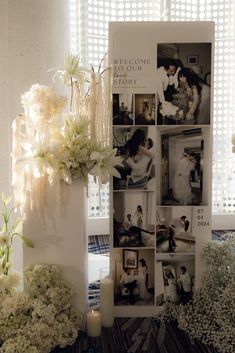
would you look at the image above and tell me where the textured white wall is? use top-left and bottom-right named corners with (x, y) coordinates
top-left (0, 0), bottom-right (10, 196)
top-left (0, 0), bottom-right (71, 272)
top-left (0, 0), bottom-right (70, 194)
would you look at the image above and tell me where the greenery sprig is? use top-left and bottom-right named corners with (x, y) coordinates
top-left (0, 194), bottom-right (33, 275)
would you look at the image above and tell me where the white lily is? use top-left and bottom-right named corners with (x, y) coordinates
top-left (49, 53), bottom-right (91, 86)
top-left (89, 148), bottom-right (122, 183)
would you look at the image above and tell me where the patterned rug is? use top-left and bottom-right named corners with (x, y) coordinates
top-left (88, 235), bottom-right (110, 256)
top-left (212, 229), bottom-right (235, 241)
top-left (52, 318), bottom-right (219, 353)
top-left (88, 234), bottom-right (109, 309)
top-left (89, 231), bottom-right (235, 255)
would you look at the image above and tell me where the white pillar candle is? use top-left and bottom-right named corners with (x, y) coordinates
top-left (86, 310), bottom-right (102, 337)
top-left (100, 276), bottom-right (114, 327)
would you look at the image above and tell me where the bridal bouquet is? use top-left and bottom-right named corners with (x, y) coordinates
top-left (160, 101), bottom-right (179, 117)
top-left (12, 54), bottom-right (122, 218)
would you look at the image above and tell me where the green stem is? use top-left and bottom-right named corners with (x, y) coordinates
top-left (10, 232), bottom-right (20, 244)
top-left (4, 207), bottom-right (15, 226)
top-left (70, 78), bottom-right (73, 113)
top-left (4, 246), bottom-right (10, 275)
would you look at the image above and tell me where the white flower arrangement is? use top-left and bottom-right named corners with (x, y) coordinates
top-left (12, 53), bottom-right (122, 219)
top-left (0, 264), bottom-right (83, 353)
top-left (156, 236), bottom-right (235, 353)
top-left (21, 84), bottom-right (67, 126)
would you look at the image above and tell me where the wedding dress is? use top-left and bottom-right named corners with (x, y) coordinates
top-left (126, 153), bottom-right (151, 182)
top-left (197, 83), bottom-right (210, 124)
top-left (173, 156), bottom-right (195, 205)
top-left (137, 266), bottom-right (148, 300)
top-left (167, 278), bottom-right (178, 303)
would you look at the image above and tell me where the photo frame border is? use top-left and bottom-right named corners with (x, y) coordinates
top-left (187, 54), bottom-right (199, 65)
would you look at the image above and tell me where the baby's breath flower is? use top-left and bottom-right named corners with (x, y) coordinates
top-left (0, 264), bottom-right (82, 353)
top-left (156, 236), bottom-right (235, 353)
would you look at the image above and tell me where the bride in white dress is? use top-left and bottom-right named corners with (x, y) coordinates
top-left (167, 273), bottom-right (178, 303)
top-left (137, 258), bottom-right (149, 300)
top-left (126, 138), bottom-right (154, 183)
top-left (173, 154), bottom-right (196, 205)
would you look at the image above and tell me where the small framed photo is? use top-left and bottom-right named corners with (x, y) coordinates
top-left (187, 55), bottom-right (198, 65)
top-left (123, 249), bottom-right (138, 269)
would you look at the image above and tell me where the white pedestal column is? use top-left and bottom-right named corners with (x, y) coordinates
top-left (23, 179), bottom-right (88, 316)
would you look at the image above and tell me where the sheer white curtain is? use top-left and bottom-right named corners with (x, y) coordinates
top-left (70, 0), bottom-right (235, 223)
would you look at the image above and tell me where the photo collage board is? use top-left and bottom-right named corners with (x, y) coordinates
top-left (109, 22), bottom-right (214, 316)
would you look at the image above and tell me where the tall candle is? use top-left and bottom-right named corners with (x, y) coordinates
top-left (86, 310), bottom-right (102, 337)
top-left (100, 276), bottom-right (114, 327)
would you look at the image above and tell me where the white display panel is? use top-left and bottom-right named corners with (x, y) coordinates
top-left (109, 21), bottom-right (214, 316)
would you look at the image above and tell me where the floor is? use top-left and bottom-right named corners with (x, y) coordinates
top-left (52, 318), bottom-right (219, 353)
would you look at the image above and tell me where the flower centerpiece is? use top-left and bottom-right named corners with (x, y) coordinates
top-left (12, 54), bottom-right (122, 221)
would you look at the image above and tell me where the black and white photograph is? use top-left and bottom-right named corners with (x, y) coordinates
top-left (156, 43), bottom-right (211, 125)
top-left (113, 249), bottom-right (155, 306)
top-left (113, 191), bottom-right (155, 247)
top-left (155, 254), bottom-right (195, 306)
top-left (113, 126), bottom-right (156, 190)
top-left (113, 93), bottom-right (133, 125)
top-left (134, 94), bottom-right (156, 125)
top-left (123, 249), bottom-right (138, 269)
top-left (156, 207), bottom-right (195, 253)
top-left (157, 126), bottom-right (210, 206)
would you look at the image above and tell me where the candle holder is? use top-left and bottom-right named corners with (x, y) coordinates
top-left (100, 267), bottom-right (114, 328)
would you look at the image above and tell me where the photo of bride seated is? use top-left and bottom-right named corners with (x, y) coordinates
top-left (113, 127), bottom-right (156, 190)
top-left (114, 249), bottom-right (155, 306)
top-left (113, 191), bottom-right (155, 247)
top-left (156, 207), bottom-right (195, 253)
